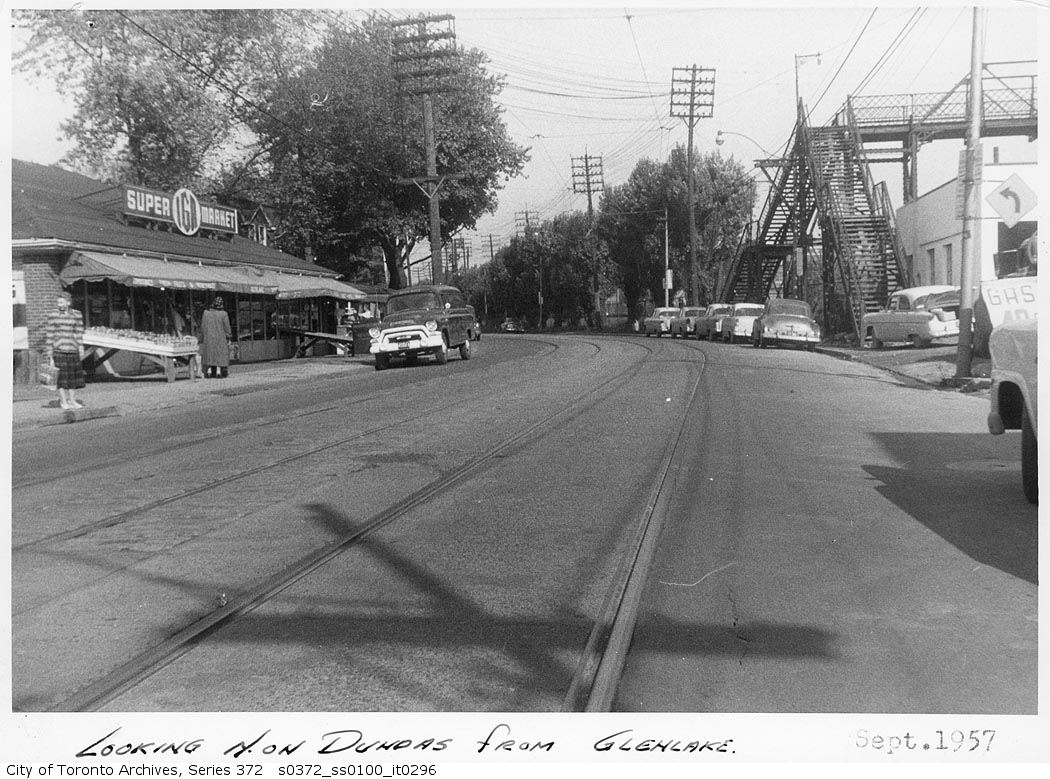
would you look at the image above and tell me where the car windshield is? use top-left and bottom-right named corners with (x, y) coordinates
top-left (710, 306), bottom-right (733, 316)
top-left (736, 305), bottom-right (765, 317)
top-left (655, 309), bottom-right (678, 318)
top-left (387, 292), bottom-right (441, 313)
top-left (767, 299), bottom-right (812, 318)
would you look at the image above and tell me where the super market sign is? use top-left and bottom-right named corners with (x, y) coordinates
top-left (124, 185), bottom-right (239, 237)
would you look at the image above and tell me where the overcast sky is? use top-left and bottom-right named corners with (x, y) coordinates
top-left (5, 1), bottom-right (1044, 269)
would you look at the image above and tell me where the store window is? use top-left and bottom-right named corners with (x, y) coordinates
top-left (943, 244), bottom-right (953, 284)
top-left (927, 248), bottom-right (936, 284)
top-left (233, 294), bottom-right (273, 340)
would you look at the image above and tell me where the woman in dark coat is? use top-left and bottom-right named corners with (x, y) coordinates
top-left (200, 296), bottom-right (232, 378)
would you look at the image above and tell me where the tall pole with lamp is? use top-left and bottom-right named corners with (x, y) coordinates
top-left (793, 52), bottom-right (821, 298)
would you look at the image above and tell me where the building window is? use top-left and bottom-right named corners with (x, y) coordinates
top-left (927, 248), bottom-right (936, 284)
top-left (943, 243), bottom-right (953, 284)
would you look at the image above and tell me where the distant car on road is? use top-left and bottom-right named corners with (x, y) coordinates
top-left (369, 284), bottom-right (477, 370)
top-left (500, 318), bottom-right (527, 333)
top-left (642, 307), bottom-right (681, 336)
top-left (751, 298), bottom-right (822, 350)
top-left (987, 318), bottom-right (1038, 504)
top-left (861, 285), bottom-right (960, 348)
top-left (694, 303), bottom-right (734, 341)
top-left (721, 302), bottom-right (766, 344)
top-left (670, 306), bottom-right (705, 338)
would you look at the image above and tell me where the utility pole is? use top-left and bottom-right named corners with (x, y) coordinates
top-left (391, 14), bottom-right (460, 286)
top-left (664, 207), bottom-right (670, 307)
top-left (955, 7), bottom-right (985, 380)
top-left (671, 65), bottom-right (716, 306)
top-left (516, 209), bottom-right (540, 327)
top-left (572, 151), bottom-right (604, 327)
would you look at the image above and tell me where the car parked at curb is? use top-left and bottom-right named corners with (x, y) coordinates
top-left (861, 285), bottom-right (960, 348)
top-left (500, 317), bottom-right (527, 333)
top-left (642, 307), bottom-right (681, 336)
top-left (369, 284), bottom-right (477, 370)
top-left (694, 303), bottom-right (734, 341)
top-left (670, 306), bottom-right (705, 338)
top-left (987, 317), bottom-right (1038, 504)
top-left (721, 302), bottom-right (766, 344)
top-left (751, 298), bottom-right (822, 350)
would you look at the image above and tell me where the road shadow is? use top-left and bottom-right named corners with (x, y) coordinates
top-left (183, 503), bottom-right (837, 711)
top-left (866, 433), bottom-right (1037, 585)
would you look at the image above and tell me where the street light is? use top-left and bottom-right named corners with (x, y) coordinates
top-left (794, 52), bottom-right (821, 111)
top-left (715, 129), bottom-right (773, 158)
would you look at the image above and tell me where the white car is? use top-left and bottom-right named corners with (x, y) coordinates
top-left (861, 285), bottom-right (960, 348)
top-left (642, 307), bottom-right (681, 336)
top-left (670, 306), bottom-right (705, 338)
top-left (987, 318), bottom-right (1038, 504)
top-left (721, 303), bottom-right (766, 344)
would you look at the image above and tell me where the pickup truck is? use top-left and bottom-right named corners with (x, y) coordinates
top-left (987, 318), bottom-right (1038, 504)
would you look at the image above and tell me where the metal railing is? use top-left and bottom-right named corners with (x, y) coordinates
top-left (843, 75), bottom-right (1037, 128)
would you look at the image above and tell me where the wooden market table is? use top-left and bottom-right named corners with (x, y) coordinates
top-left (287, 328), bottom-right (358, 357)
top-left (82, 330), bottom-right (201, 382)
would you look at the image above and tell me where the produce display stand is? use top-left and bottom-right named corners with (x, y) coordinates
top-left (82, 330), bottom-right (200, 383)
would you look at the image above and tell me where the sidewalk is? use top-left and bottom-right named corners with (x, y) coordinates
top-left (10, 354), bottom-right (373, 431)
top-left (815, 339), bottom-right (992, 392)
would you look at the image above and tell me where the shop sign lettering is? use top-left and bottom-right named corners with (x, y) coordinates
top-left (124, 185), bottom-right (238, 237)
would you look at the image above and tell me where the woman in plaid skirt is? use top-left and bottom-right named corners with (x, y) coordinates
top-left (44, 291), bottom-right (86, 410)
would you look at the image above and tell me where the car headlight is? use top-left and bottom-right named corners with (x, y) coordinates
top-left (425, 320), bottom-right (438, 332)
top-left (368, 326), bottom-right (381, 338)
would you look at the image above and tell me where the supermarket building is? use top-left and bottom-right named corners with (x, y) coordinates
top-left (12, 159), bottom-right (377, 384)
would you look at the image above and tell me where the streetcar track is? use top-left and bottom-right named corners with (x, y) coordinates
top-left (14, 342), bottom-right (613, 552)
top-left (44, 340), bottom-right (658, 711)
top-left (13, 337), bottom-right (572, 491)
top-left (564, 345), bottom-right (708, 711)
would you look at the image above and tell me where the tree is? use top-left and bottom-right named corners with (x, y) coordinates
top-left (250, 20), bottom-right (528, 287)
top-left (598, 147), bottom-right (753, 321)
top-left (13, 9), bottom-right (315, 190)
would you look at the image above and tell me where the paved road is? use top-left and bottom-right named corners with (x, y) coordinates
top-left (10, 334), bottom-right (1035, 713)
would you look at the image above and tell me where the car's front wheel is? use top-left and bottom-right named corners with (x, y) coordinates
top-left (434, 334), bottom-right (449, 364)
top-left (459, 337), bottom-right (471, 360)
top-left (1022, 404), bottom-right (1038, 504)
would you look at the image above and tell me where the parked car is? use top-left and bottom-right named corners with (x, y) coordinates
top-left (369, 284), bottom-right (477, 370)
top-left (500, 318), bottom-right (527, 333)
top-left (861, 285), bottom-right (960, 348)
top-left (721, 302), bottom-right (766, 344)
top-left (694, 303), bottom-right (734, 341)
top-left (751, 298), bottom-right (822, 350)
top-left (642, 306), bottom-right (681, 336)
top-left (670, 306), bottom-right (705, 338)
top-left (987, 318), bottom-right (1038, 504)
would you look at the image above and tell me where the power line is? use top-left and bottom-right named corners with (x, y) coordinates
top-left (807, 8), bottom-right (878, 119)
top-left (851, 9), bottom-right (925, 97)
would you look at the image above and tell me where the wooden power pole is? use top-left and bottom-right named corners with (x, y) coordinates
top-left (671, 66), bottom-right (716, 306)
top-left (955, 7), bottom-right (986, 379)
top-left (391, 14), bottom-right (460, 287)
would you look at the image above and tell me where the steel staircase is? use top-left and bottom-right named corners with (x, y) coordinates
top-left (719, 101), bottom-right (907, 339)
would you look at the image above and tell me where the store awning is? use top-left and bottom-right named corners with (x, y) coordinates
top-left (61, 251), bottom-right (280, 295)
top-left (265, 272), bottom-right (367, 301)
